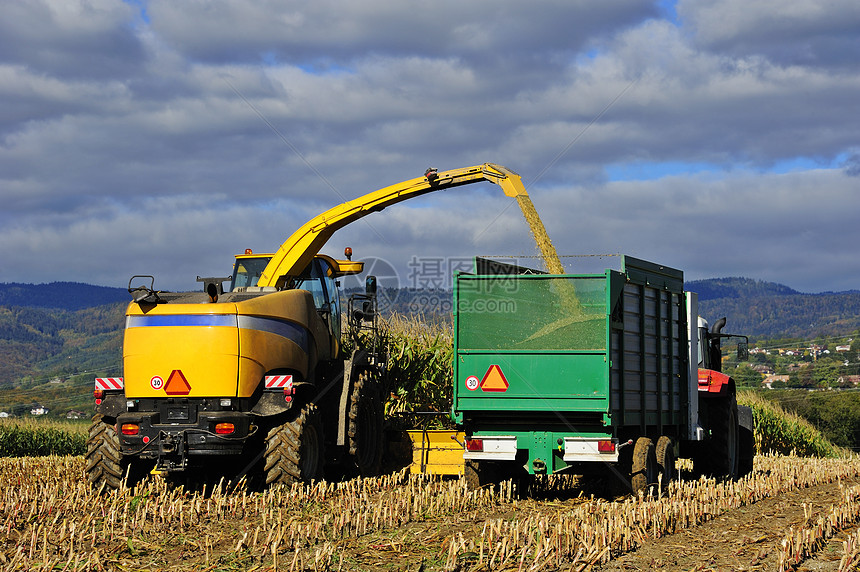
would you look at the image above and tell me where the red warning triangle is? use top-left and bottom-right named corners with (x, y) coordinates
top-left (480, 364), bottom-right (509, 392)
top-left (164, 369), bottom-right (191, 395)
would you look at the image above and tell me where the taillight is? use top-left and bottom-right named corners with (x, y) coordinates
top-left (284, 385), bottom-right (294, 403)
top-left (465, 438), bottom-right (483, 452)
top-left (597, 440), bottom-right (615, 453)
top-left (121, 424), bottom-right (139, 436)
top-left (215, 423), bottom-right (235, 435)
top-left (93, 389), bottom-right (104, 399)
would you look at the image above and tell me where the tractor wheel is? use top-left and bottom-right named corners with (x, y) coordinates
top-left (655, 436), bottom-right (676, 486)
top-left (630, 437), bottom-right (658, 495)
top-left (738, 404), bottom-right (755, 477)
top-left (703, 395), bottom-right (739, 479)
top-left (85, 415), bottom-right (148, 491)
top-left (264, 404), bottom-right (325, 486)
top-left (348, 370), bottom-right (384, 476)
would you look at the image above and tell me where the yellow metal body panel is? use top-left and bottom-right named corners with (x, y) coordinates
top-left (407, 430), bottom-right (466, 476)
top-left (124, 289), bottom-right (321, 398)
top-left (124, 306), bottom-right (240, 399)
top-left (258, 163), bottom-right (526, 288)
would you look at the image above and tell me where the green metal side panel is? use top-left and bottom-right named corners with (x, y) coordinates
top-left (455, 352), bottom-right (608, 411)
top-left (453, 273), bottom-right (610, 420)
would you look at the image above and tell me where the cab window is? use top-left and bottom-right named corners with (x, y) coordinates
top-left (293, 259), bottom-right (340, 335)
top-left (320, 260), bottom-right (341, 339)
top-left (232, 257), bottom-right (271, 290)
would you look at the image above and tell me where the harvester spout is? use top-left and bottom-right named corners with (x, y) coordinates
top-left (482, 163), bottom-right (528, 197)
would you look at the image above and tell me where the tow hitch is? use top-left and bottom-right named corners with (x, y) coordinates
top-left (156, 431), bottom-right (189, 472)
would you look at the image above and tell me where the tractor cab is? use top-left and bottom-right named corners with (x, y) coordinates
top-left (697, 316), bottom-right (749, 374)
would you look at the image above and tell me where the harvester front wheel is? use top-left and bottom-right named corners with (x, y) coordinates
top-left (630, 437), bottom-right (657, 495)
top-left (85, 414), bottom-right (147, 491)
top-left (348, 370), bottom-right (384, 476)
top-left (264, 404), bottom-right (325, 486)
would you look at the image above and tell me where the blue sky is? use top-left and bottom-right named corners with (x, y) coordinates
top-left (0, 0), bottom-right (859, 293)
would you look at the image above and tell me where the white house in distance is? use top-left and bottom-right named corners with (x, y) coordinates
top-left (762, 375), bottom-right (790, 389)
top-left (30, 405), bottom-right (49, 416)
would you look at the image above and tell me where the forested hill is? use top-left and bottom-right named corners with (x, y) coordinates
top-left (689, 277), bottom-right (860, 339)
top-left (0, 282), bottom-right (128, 311)
top-left (686, 277), bottom-right (801, 301)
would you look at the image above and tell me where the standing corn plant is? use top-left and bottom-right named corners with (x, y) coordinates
top-left (379, 314), bottom-right (454, 424)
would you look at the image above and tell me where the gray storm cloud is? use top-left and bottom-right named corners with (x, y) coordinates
top-left (0, 0), bottom-right (858, 293)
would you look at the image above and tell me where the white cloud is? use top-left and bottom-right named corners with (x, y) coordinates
top-left (678, 0), bottom-right (860, 68)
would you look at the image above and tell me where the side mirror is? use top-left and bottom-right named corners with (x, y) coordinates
top-left (366, 275), bottom-right (377, 295)
top-left (128, 275), bottom-right (162, 305)
top-left (737, 342), bottom-right (749, 362)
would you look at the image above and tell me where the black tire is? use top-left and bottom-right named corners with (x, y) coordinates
top-left (738, 404), bottom-right (755, 477)
top-left (464, 460), bottom-right (488, 490)
top-left (347, 370), bottom-right (384, 476)
top-left (704, 395), bottom-right (739, 479)
top-left (465, 459), bottom-right (531, 495)
top-left (655, 436), bottom-right (676, 486)
top-left (264, 404), bottom-right (325, 486)
top-left (738, 427), bottom-right (754, 477)
top-left (85, 414), bottom-right (148, 491)
top-left (465, 459), bottom-right (506, 491)
top-left (630, 437), bottom-right (658, 494)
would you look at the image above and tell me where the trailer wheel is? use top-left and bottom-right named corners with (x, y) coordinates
top-left (85, 414), bottom-right (147, 491)
top-left (630, 437), bottom-right (657, 494)
top-left (348, 370), bottom-right (383, 476)
top-left (655, 436), bottom-right (676, 485)
top-left (264, 404), bottom-right (324, 486)
top-left (465, 460), bottom-right (489, 490)
top-left (703, 395), bottom-right (739, 479)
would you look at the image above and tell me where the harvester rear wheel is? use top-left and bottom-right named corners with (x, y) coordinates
top-left (85, 414), bottom-right (148, 491)
top-left (630, 437), bottom-right (657, 495)
top-left (655, 436), bottom-right (676, 486)
top-left (348, 370), bottom-right (383, 476)
top-left (264, 404), bottom-right (325, 486)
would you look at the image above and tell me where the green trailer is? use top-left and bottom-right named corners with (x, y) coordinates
top-left (451, 256), bottom-right (753, 492)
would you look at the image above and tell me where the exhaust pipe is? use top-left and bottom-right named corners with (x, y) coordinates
top-left (711, 317), bottom-right (727, 334)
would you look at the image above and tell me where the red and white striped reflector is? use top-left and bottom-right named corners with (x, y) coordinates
top-left (94, 377), bottom-right (124, 390)
top-left (264, 375), bottom-right (293, 390)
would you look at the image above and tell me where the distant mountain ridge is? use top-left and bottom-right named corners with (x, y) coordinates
top-left (0, 282), bottom-right (128, 311)
top-left (684, 278), bottom-right (860, 339)
top-left (685, 277), bottom-right (800, 301)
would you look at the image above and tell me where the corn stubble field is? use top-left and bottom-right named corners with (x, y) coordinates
top-left (3, 318), bottom-right (860, 571)
top-left (2, 454), bottom-right (860, 572)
